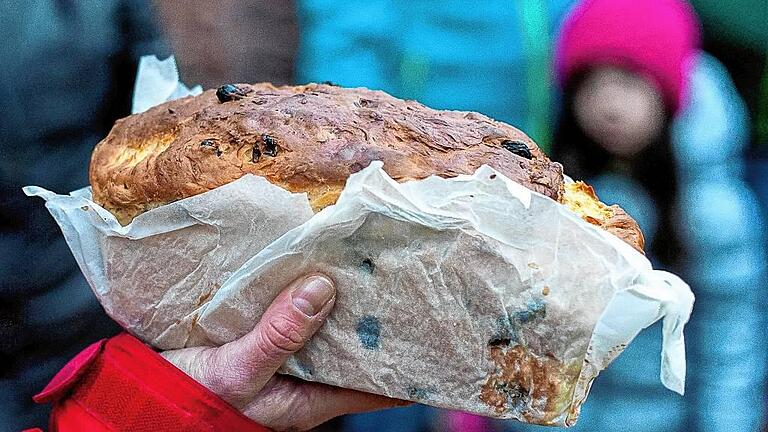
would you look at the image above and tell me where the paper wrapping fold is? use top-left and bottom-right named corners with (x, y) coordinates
top-left (23, 56), bottom-right (694, 426)
top-left (24, 162), bottom-right (693, 425)
top-left (131, 55), bottom-right (202, 114)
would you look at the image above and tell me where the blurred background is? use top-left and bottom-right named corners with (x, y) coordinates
top-left (2, 0), bottom-right (766, 431)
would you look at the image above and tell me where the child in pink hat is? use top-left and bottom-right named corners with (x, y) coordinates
top-left (556, 0), bottom-right (700, 114)
top-left (547, 1), bottom-right (767, 432)
top-left (554, 0), bottom-right (700, 161)
top-left (550, 0), bottom-right (701, 261)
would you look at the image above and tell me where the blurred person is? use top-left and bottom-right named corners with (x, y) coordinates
top-left (688, 0), bottom-right (768, 147)
top-left (0, 1), bottom-right (167, 429)
top-left (154, 0), bottom-right (299, 88)
top-left (540, 0), bottom-right (766, 431)
top-left (687, 0), bottom-right (768, 242)
top-left (29, 275), bottom-right (404, 431)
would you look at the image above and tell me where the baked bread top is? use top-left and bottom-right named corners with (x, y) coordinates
top-left (89, 83), bottom-right (643, 252)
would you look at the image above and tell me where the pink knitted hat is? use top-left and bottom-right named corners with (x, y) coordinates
top-left (555, 0), bottom-right (701, 113)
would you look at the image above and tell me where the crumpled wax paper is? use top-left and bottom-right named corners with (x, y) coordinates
top-left (131, 55), bottom-right (202, 114)
top-left (23, 56), bottom-right (694, 426)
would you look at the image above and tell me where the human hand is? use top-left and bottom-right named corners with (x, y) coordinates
top-left (162, 274), bottom-right (406, 431)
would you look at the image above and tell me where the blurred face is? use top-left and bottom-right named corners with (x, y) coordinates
top-left (572, 66), bottom-right (666, 158)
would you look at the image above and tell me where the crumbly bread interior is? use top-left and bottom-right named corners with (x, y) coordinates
top-left (563, 182), bottom-right (614, 225)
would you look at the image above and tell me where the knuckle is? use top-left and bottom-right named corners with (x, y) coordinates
top-left (259, 316), bottom-right (306, 355)
top-left (201, 365), bottom-right (228, 396)
top-left (197, 348), bottom-right (254, 407)
top-left (193, 349), bottom-right (231, 395)
top-left (204, 364), bottom-right (252, 408)
top-left (246, 380), bottom-right (314, 431)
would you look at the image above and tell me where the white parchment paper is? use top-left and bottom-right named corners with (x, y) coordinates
top-left (131, 55), bottom-right (202, 114)
top-left (23, 56), bottom-right (694, 426)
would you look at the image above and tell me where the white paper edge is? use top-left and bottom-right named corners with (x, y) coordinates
top-left (131, 55), bottom-right (202, 114)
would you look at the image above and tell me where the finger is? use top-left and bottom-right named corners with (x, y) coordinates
top-left (250, 378), bottom-right (411, 431)
top-left (306, 384), bottom-right (412, 418)
top-left (205, 274), bottom-right (336, 404)
top-left (298, 384), bottom-right (411, 430)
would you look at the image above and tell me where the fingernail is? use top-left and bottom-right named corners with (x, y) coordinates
top-left (292, 275), bottom-right (335, 317)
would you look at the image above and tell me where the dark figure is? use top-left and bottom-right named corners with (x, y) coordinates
top-left (0, 1), bottom-right (167, 428)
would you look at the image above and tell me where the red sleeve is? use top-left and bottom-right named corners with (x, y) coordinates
top-left (32, 332), bottom-right (271, 432)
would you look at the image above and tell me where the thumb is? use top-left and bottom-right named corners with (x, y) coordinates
top-left (199, 275), bottom-right (336, 405)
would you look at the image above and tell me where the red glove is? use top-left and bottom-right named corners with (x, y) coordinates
top-left (32, 333), bottom-right (270, 432)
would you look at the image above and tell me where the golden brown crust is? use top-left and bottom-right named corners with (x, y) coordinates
top-left (90, 83), bottom-right (562, 223)
top-left (602, 205), bottom-right (646, 253)
top-left (562, 182), bottom-right (645, 253)
top-left (89, 82), bottom-right (643, 253)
